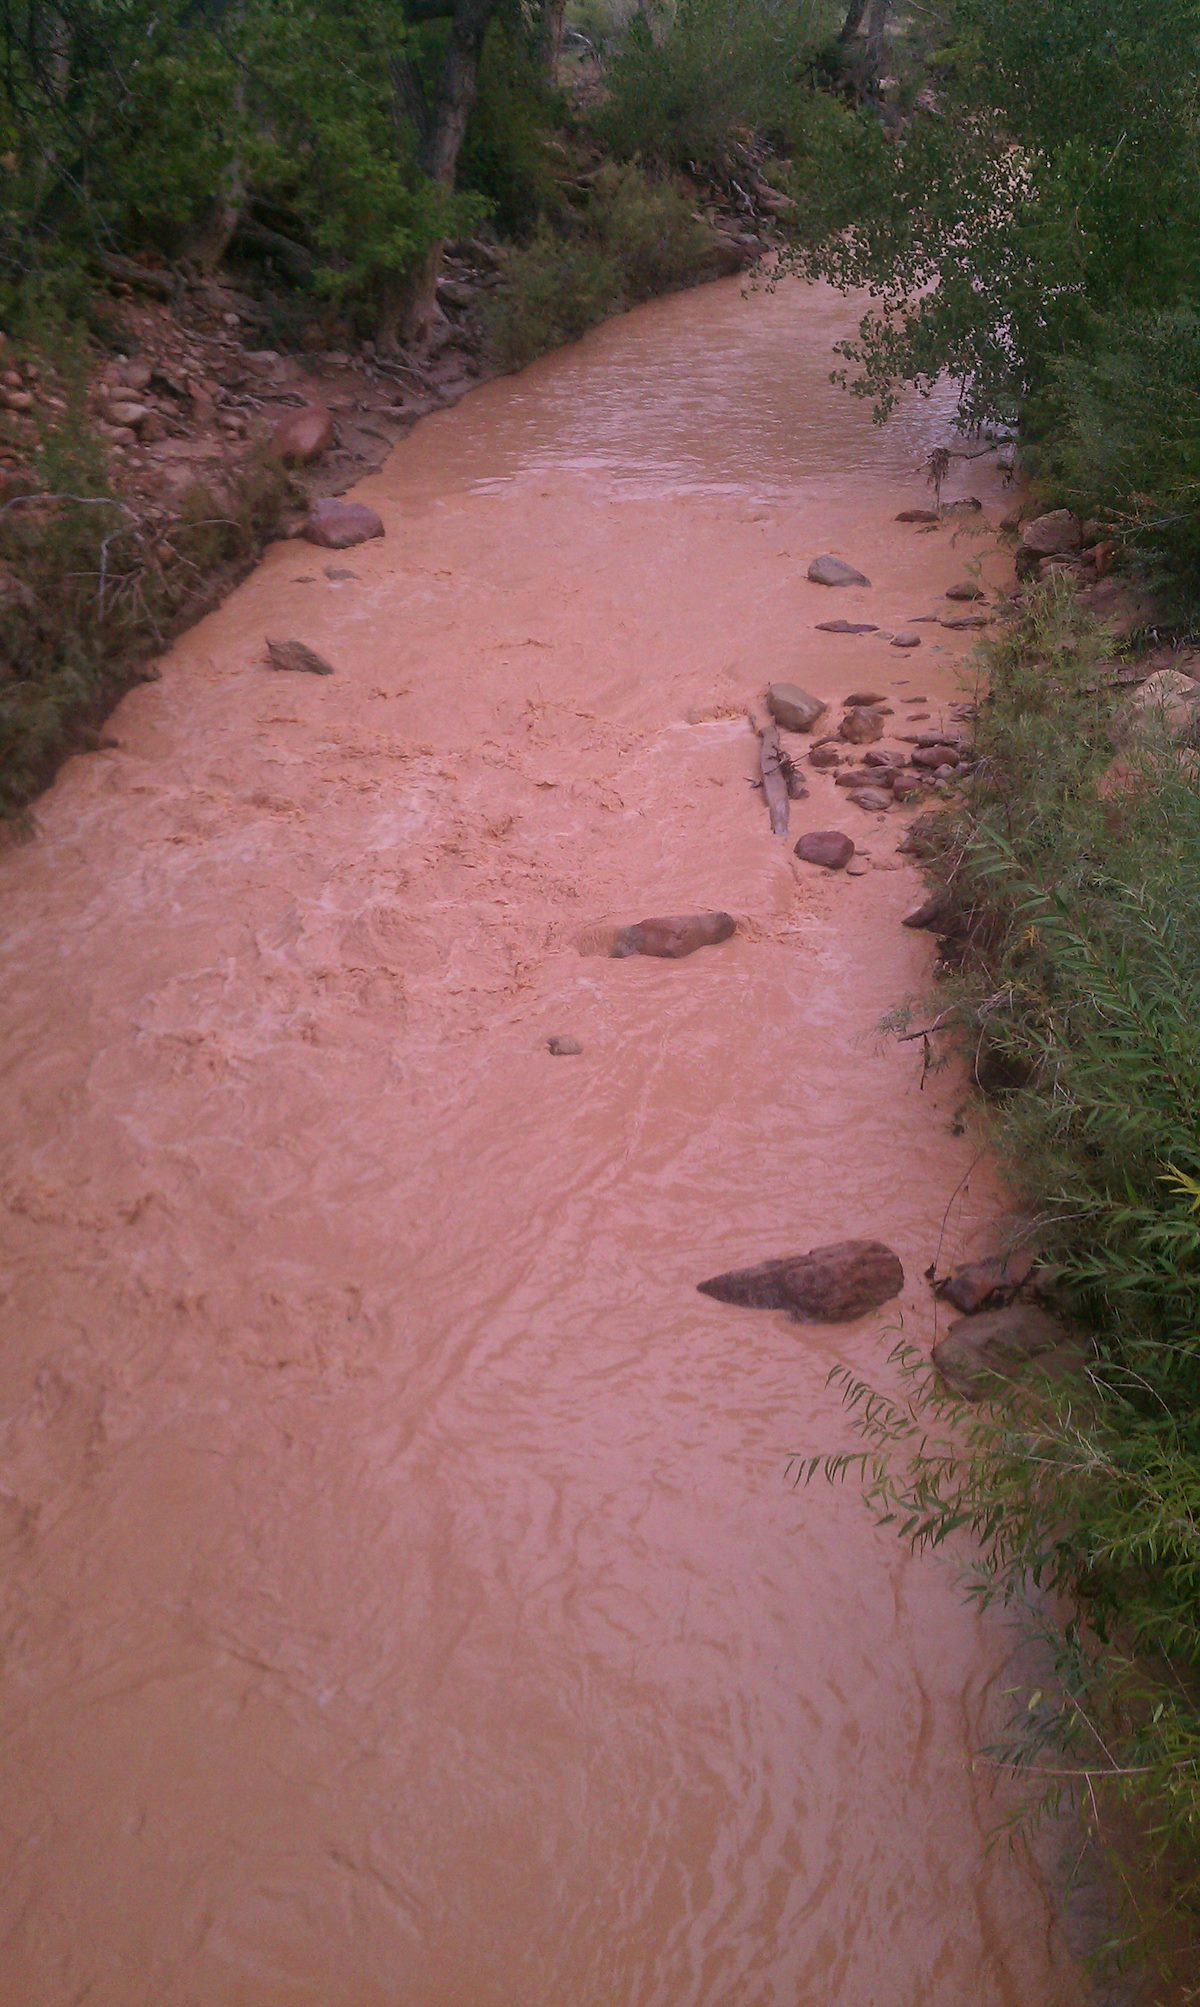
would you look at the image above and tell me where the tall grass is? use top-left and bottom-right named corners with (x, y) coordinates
top-left (814, 585), bottom-right (1200, 1968)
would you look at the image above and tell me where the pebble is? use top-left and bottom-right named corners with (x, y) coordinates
top-left (548, 1036), bottom-right (583, 1056)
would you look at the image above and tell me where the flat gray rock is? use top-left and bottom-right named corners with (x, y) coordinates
top-left (767, 682), bottom-right (827, 733)
top-left (808, 554), bottom-right (871, 588)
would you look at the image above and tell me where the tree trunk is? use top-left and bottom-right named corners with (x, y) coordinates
top-left (384, 0), bottom-right (498, 350)
top-left (863, 0), bottom-right (891, 80)
top-left (839, 0), bottom-right (868, 40)
top-left (538, 0), bottom-right (567, 80)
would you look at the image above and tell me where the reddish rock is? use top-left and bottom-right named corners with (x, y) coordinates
top-left (844, 690), bottom-right (886, 707)
top-left (794, 830), bottom-right (855, 870)
top-left (912, 745), bottom-right (959, 770)
top-left (896, 508), bottom-right (939, 524)
top-left (699, 1239), bottom-right (904, 1324)
top-left (767, 682), bottom-right (827, 732)
top-left (303, 498), bottom-right (385, 549)
top-left (1020, 509), bottom-right (1083, 558)
top-left (848, 787), bottom-right (892, 811)
top-left (862, 749), bottom-right (904, 768)
top-left (891, 632), bottom-right (922, 648)
top-left (836, 765), bottom-right (894, 790)
top-left (892, 773), bottom-right (925, 802)
top-left (808, 743), bottom-right (843, 769)
top-left (271, 404), bottom-right (336, 465)
top-left (815, 620), bottom-right (879, 634)
top-left (936, 1248), bottom-right (1036, 1315)
top-left (547, 1035), bottom-right (583, 1057)
top-left (933, 1305), bottom-right (1077, 1400)
top-left (611, 912), bottom-right (736, 959)
top-left (945, 581), bottom-right (987, 602)
top-left (840, 707), bottom-right (885, 745)
top-left (939, 613), bottom-right (991, 630)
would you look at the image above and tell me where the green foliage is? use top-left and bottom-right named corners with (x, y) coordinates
top-left (810, 587), bottom-right (1200, 1956)
top-left (1031, 309), bottom-right (1200, 620)
top-left (597, 0), bottom-right (837, 172)
top-left (484, 160), bottom-right (711, 367)
top-left (458, 18), bottom-right (561, 236)
top-left (785, 0), bottom-right (1200, 428)
top-left (0, 416), bottom-right (293, 820)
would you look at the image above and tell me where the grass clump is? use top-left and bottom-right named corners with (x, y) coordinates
top-left (812, 584), bottom-right (1200, 1966)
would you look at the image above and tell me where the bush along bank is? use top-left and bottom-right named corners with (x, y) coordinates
top-left (810, 573), bottom-right (1200, 1978)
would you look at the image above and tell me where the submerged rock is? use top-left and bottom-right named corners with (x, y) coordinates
top-left (767, 682), bottom-right (827, 732)
top-left (896, 508), bottom-right (940, 524)
top-left (698, 1239), bottom-right (904, 1324)
top-left (808, 554), bottom-right (871, 588)
top-left (844, 689), bottom-right (886, 707)
top-left (266, 636), bottom-right (335, 676)
top-left (611, 912), bottom-right (736, 959)
top-left (794, 830), bottom-right (855, 870)
top-left (303, 497), bottom-right (385, 549)
top-left (815, 619), bottom-right (879, 634)
top-left (944, 581), bottom-right (987, 602)
top-left (933, 1304), bottom-right (1077, 1400)
top-left (547, 1035), bottom-right (583, 1056)
top-left (891, 632), bottom-right (922, 649)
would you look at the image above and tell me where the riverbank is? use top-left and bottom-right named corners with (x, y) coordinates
top-left (860, 574), bottom-right (1200, 1992)
top-left (0, 274), bottom-right (1089, 2004)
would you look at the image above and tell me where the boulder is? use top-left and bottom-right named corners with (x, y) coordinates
top-left (767, 682), bottom-right (827, 732)
top-left (839, 706), bottom-right (885, 745)
top-left (945, 581), bottom-right (987, 602)
top-left (794, 830), bottom-right (855, 870)
top-left (892, 773), bottom-right (925, 802)
top-left (611, 912), bottom-right (736, 959)
top-left (933, 1304), bottom-right (1076, 1400)
top-left (808, 554), bottom-right (871, 588)
top-left (848, 787), bottom-right (892, 811)
top-left (271, 403), bottom-right (336, 465)
top-left (303, 497), bottom-right (385, 549)
top-left (1020, 509), bottom-right (1083, 558)
top-left (912, 745), bottom-right (959, 770)
top-left (266, 637), bottom-right (335, 676)
top-left (815, 620), bottom-right (879, 634)
top-left (902, 890), bottom-right (949, 929)
top-left (1119, 667), bottom-right (1200, 747)
top-left (698, 1239), bottom-right (904, 1324)
top-left (836, 766), bottom-right (894, 790)
top-left (936, 1248), bottom-right (1036, 1316)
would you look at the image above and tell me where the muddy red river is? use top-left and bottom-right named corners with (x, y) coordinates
top-left (0, 279), bottom-right (1086, 2004)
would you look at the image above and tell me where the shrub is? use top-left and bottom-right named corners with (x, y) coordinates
top-left (484, 224), bottom-right (620, 368)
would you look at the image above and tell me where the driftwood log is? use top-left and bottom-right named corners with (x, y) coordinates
top-left (749, 706), bottom-right (790, 838)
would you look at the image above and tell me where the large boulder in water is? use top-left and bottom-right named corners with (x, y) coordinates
top-left (611, 912), bottom-right (736, 959)
top-left (808, 554), bottom-right (871, 588)
top-left (698, 1239), bottom-right (904, 1323)
top-left (303, 497), bottom-right (385, 548)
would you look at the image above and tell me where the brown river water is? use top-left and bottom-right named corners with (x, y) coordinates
top-left (0, 278), bottom-right (1088, 2005)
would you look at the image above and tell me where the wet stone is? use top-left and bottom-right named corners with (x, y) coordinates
top-left (844, 690), bottom-right (886, 708)
top-left (891, 632), bottom-right (922, 649)
top-left (815, 620), bottom-right (879, 634)
top-left (611, 912), bottom-right (736, 959)
top-left (265, 637), bottom-right (335, 676)
top-left (698, 1239), bottom-right (905, 1324)
top-left (808, 554), bottom-right (871, 588)
top-left (547, 1035), bottom-right (583, 1057)
top-left (848, 787), bottom-right (892, 811)
top-left (839, 707), bottom-right (885, 745)
top-left (794, 830), bottom-right (855, 870)
top-left (933, 1305), bottom-right (1077, 1401)
top-left (767, 682), bottom-right (827, 733)
top-left (303, 498), bottom-right (385, 549)
top-left (937, 1249), bottom-right (1036, 1316)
